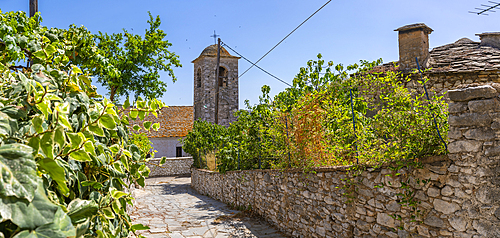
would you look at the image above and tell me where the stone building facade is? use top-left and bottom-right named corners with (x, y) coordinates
top-left (384, 23), bottom-right (500, 98)
top-left (192, 45), bottom-right (240, 127)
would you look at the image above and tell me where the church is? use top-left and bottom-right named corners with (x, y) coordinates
top-left (134, 44), bottom-right (240, 158)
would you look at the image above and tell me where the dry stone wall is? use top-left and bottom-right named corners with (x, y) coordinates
top-left (407, 71), bottom-right (500, 101)
top-left (192, 84), bottom-right (500, 238)
top-left (147, 157), bottom-right (193, 177)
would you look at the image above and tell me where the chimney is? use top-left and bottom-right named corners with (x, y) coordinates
top-left (394, 23), bottom-right (433, 71)
top-left (476, 32), bottom-right (500, 49)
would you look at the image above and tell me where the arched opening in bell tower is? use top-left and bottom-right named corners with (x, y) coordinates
top-left (218, 66), bottom-right (228, 87)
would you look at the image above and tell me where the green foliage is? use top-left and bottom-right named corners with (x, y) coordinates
top-left (0, 10), bottom-right (167, 237)
top-left (93, 12), bottom-right (182, 101)
top-left (183, 54), bottom-right (448, 173)
top-left (0, 10), bottom-right (181, 102)
top-left (129, 132), bottom-right (155, 159)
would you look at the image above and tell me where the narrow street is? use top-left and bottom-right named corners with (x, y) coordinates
top-left (130, 176), bottom-right (286, 238)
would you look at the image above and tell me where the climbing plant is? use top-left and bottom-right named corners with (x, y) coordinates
top-left (0, 10), bottom-right (166, 237)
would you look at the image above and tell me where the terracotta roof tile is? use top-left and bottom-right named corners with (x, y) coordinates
top-left (129, 106), bottom-right (194, 138)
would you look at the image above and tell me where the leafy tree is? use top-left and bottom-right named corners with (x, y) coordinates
top-left (0, 10), bottom-right (163, 237)
top-left (93, 12), bottom-right (181, 101)
top-left (0, 10), bottom-right (180, 102)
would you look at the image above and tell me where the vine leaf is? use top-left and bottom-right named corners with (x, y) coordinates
top-left (37, 158), bottom-right (68, 196)
top-left (0, 144), bottom-right (37, 202)
top-left (12, 209), bottom-right (75, 238)
top-left (88, 123), bottom-right (104, 137)
top-left (69, 149), bottom-right (92, 162)
top-left (99, 114), bottom-right (116, 130)
top-left (1, 180), bottom-right (75, 235)
top-left (66, 199), bottom-right (98, 224)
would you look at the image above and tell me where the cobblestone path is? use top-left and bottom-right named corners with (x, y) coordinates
top-left (130, 176), bottom-right (286, 238)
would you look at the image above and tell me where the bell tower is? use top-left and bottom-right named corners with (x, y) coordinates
top-left (192, 45), bottom-right (240, 126)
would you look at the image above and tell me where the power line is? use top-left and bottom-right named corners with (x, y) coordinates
top-left (222, 42), bottom-right (292, 87)
top-left (238, 0), bottom-right (332, 79)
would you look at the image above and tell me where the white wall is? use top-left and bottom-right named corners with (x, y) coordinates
top-left (149, 137), bottom-right (189, 158)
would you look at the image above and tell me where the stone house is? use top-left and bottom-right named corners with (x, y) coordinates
top-left (378, 23), bottom-right (500, 97)
top-left (132, 106), bottom-right (193, 158)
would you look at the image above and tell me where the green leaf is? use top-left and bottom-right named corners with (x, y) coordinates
top-left (53, 126), bottom-right (65, 151)
top-left (12, 207), bottom-right (76, 238)
top-left (138, 110), bottom-right (146, 121)
top-left (66, 199), bottom-right (98, 224)
top-left (0, 144), bottom-right (37, 202)
top-left (69, 149), bottom-right (92, 162)
top-left (99, 114), bottom-right (116, 130)
top-left (101, 207), bottom-right (115, 219)
top-left (0, 180), bottom-right (74, 232)
top-left (40, 131), bottom-right (54, 159)
top-left (88, 123), bottom-right (104, 137)
top-left (66, 133), bottom-right (83, 149)
top-left (132, 125), bottom-right (141, 132)
top-left (57, 113), bottom-right (73, 131)
top-left (71, 65), bottom-right (83, 74)
top-left (143, 121), bottom-right (152, 131)
top-left (129, 110), bottom-right (138, 120)
top-left (137, 177), bottom-right (145, 187)
top-left (33, 50), bottom-right (46, 60)
top-left (32, 115), bottom-right (44, 134)
top-left (109, 144), bottom-right (119, 155)
top-left (130, 224), bottom-right (149, 232)
top-left (45, 44), bottom-right (57, 56)
top-left (28, 137), bottom-right (40, 156)
top-left (37, 158), bottom-right (68, 196)
top-left (123, 97), bottom-right (130, 109)
top-left (110, 189), bottom-right (128, 200)
top-left (152, 123), bottom-right (160, 131)
top-left (35, 99), bottom-right (51, 120)
top-left (159, 157), bottom-right (166, 166)
top-left (83, 141), bottom-right (96, 157)
top-left (81, 181), bottom-right (102, 189)
top-left (0, 111), bottom-right (13, 137)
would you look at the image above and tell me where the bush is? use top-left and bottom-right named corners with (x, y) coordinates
top-left (183, 55), bottom-right (448, 172)
top-left (0, 10), bottom-right (163, 237)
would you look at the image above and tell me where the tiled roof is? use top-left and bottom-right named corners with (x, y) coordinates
top-left (427, 38), bottom-right (500, 72)
top-left (129, 106), bottom-right (194, 138)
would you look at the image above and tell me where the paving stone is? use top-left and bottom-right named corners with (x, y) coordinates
top-left (130, 176), bottom-right (286, 238)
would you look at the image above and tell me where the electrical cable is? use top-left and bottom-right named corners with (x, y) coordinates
top-left (238, 0), bottom-right (332, 79)
top-left (222, 43), bottom-right (292, 87)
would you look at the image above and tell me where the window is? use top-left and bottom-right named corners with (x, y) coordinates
top-left (176, 147), bottom-right (183, 157)
top-left (218, 67), bottom-right (228, 87)
top-left (196, 68), bottom-right (201, 88)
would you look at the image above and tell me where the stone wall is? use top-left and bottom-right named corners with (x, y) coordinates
top-left (191, 84), bottom-right (500, 237)
top-left (407, 71), bottom-right (500, 101)
top-left (147, 157), bottom-right (193, 177)
top-left (447, 84), bottom-right (500, 237)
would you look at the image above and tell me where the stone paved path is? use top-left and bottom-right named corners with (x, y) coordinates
top-left (130, 176), bottom-right (287, 238)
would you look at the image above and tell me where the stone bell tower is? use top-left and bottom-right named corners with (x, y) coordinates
top-left (192, 45), bottom-right (240, 126)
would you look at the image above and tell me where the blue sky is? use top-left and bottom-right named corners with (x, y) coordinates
top-left (1, 0), bottom-right (498, 108)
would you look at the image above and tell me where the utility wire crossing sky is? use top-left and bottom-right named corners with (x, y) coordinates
top-left (0, 0), bottom-right (497, 108)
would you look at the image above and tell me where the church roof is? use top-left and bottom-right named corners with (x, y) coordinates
top-left (191, 44), bottom-right (240, 63)
top-left (129, 106), bottom-right (194, 138)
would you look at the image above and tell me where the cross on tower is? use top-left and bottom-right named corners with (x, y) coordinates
top-left (210, 30), bottom-right (220, 45)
